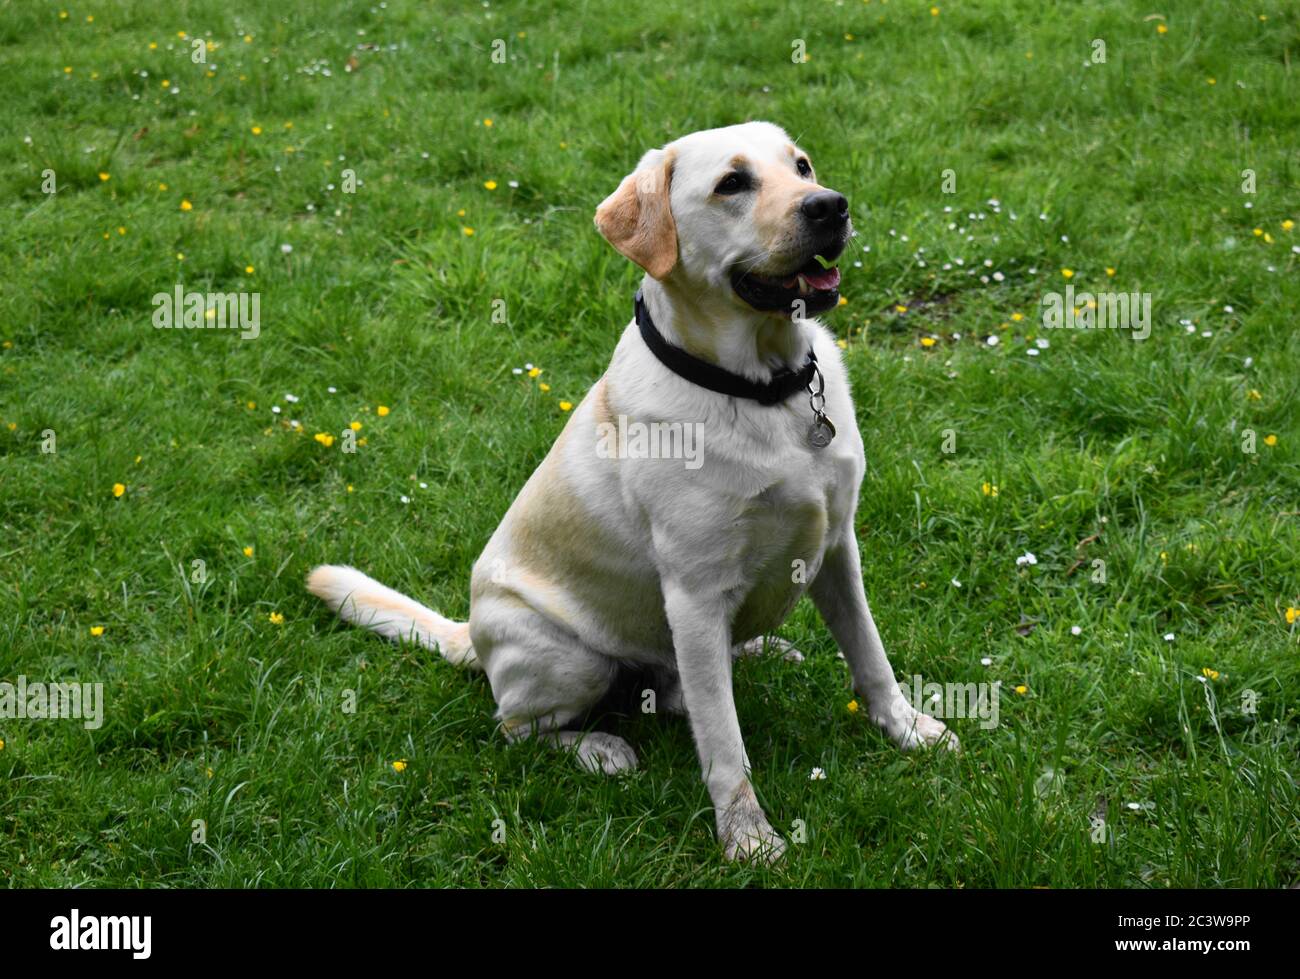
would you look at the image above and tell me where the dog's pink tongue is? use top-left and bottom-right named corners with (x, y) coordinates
top-left (805, 266), bottom-right (841, 290)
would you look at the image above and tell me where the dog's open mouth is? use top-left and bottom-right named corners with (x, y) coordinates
top-left (731, 255), bottom-right (843, 316)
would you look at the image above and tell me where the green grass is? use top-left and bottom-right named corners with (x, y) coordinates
top-left (2, 0), bottom-right (1298, 887)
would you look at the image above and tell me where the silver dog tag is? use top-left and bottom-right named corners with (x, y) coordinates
top-left (808, 414), bottom-right (836, 449)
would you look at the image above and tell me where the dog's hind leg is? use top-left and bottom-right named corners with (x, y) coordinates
top-left (476, 620), bottom-right (639, 775)
top-left (734, 635), bottom-right (805, 663)
top-left (505, 718), bottom-right (639, 775)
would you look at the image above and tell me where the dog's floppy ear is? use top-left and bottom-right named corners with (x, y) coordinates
top-left (594, 148), bottom-right (677, 280)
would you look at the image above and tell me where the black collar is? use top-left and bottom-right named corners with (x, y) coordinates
top-left (634, 290), bottom-right (817, 406)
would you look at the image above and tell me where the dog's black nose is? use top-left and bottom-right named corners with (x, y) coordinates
top-left (800, 190), bottom-right (849, 226)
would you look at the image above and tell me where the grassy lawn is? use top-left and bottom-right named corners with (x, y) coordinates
top-left (1, 0), bottom-right (1298, 887)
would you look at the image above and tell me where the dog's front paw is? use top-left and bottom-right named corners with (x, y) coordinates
top-left (873, 697), bottom-right (960, 753)
top-left (717, 784), bottom-right (786, 863)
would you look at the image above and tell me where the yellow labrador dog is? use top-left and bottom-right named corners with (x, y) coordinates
top-left (308, 121), bottom-right (956, 862)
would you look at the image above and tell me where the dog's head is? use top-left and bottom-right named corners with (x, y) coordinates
top-left (595, 122), bottom-right (852, 317)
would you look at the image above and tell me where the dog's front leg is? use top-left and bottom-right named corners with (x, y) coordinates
top-left (811, 533), bottom-right (958, 751)
top-left (663, 583), bottom-right (786, 863)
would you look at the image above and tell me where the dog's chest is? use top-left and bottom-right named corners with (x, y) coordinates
top-left (729, 443), bottom-right (859, 641)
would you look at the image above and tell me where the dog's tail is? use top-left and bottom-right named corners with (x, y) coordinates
top-left (306, 564), bottom-right (479, 669)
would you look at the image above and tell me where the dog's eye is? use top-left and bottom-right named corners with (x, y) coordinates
top-left (796, 158), bottom-right (813, 178)
top-left (713, 172), bottom-right (750, 196)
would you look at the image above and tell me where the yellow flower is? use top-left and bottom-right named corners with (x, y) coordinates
top-left (1286, 607), bottom-right (1299, 625)
top-left (177, 31), bottom-right (187, 38)
top-left (392, 759), bottom-right (407, 772)
top-left (246, 401), bottom-right (256, 410)
top-left (1201, 667), bottom-right (1220, 681)
top-left (528, 367), bottom-right (542, 378)
top-left (90, 626), bottom-right (105, 637)
top-left (0, 739), bottom-right (4, 751)
top-left (1206, 77), bottom-right (1216, 85)
top-left (836, 339), bottom-right (848, 349)
top-left (1156, 23), bottom-right (1168, 35)
top-left (1263, 434), bottom-right (1277, 446)
top-left (1105, 267), bottom-right (1116, 277)
top-left (538, 383), bottom-right (550, 392)
top-left (837, 295), bottom-right (848, 307)
top-left (981, 482), bottom-right (998, 497)
top-left (64, 66), bottom-right (73, 74)
top-left (1264, 233), bottom-right (1274, 244)
top-left (98, 172), bottom-right (110, 182)
top-left (920, 337), bottom-right (936, 348)
top-left (1247, 389), bottom-right (1261, 401)
top-left (245, 265), bottom-right (255, 274)
top-left (1061, 268), bottom-right (1074, 279)
top-left (559, 401), bottom-right (573, 412)
top-left (269, 612), bottom-right (285, 625)
top-left (161, 79), bottom-right (170, 88)
top-left (457, 208), bottom-right (466, 217)
top-left (349, 421), bottom-right (362, 431)
top-left (1014, 685), bottom-right (1028, 695)
top-left (206, 767), bottom-right (214, 778)
top-left (484, 180), bottom-right (498, 190)
top-left (180, 199), bottom-right (193, 211)
top-left (314, 432), bottom-right (335, 447)
top-left (243, 546), bottom-right (254, 557)
top-left (462, 226), bottom-right (475, 236)
top-left (244, 34), bottom-right (253, 43)
top-left (930, 6), bottom-right (940, 15)
top-left (894, 304), bottom-right (908, 314)
top-left (60, 10), bottom-right (68, 18)
top-left (346, 484), bottom-right (354, 493)
top-left (1283, 220), bottom-right (1295, 232)
top-left (112, 482), bottom-right (126, 498)
top-left (118, 226), bottom-right (126, 235)
top-left (847, 699), bottom-right (859, 713)
top-left (251, 126), bottom-right (263, 136)
top-left (376, 405), bottom-right (390, 417)
top-left (149, 41), bottom-right (157, 49)
top-left (1010, 312), bottom-right (1024, 321)
top-left (483, 118), bottom-right (493, 127)
top-left (1253, 228), bottom-right (1263, 237)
